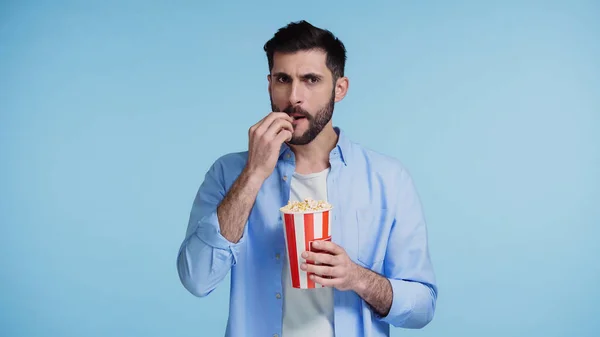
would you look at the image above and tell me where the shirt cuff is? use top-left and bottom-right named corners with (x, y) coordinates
top-left (378, 278), bottom-right (435, 328)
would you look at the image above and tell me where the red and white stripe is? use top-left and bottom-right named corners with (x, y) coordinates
top-left (282, 210), bottom-right (332, 289)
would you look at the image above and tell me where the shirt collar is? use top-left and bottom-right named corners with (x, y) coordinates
top-left (279, 126), bottom-right (349, 166)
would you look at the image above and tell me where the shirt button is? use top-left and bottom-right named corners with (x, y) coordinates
top-left (282, 175), bottom-right (287, 181)
top-left (276, 293), bottom-right (281, 299)
top-left (286, 153), bottom-right (291, 158)
top-left (275, 253), bottom-right (280, 260)
top-left (274, 334), bottom-right (279, 337)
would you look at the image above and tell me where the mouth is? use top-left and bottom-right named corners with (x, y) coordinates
top-left (289, 114), bottom-right (307, 121)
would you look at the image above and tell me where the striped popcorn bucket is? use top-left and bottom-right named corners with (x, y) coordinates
top-left (281, 208), bottom-right (332, 289)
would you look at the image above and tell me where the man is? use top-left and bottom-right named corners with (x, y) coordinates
top-left (177, 20), bottom-right (437, 337)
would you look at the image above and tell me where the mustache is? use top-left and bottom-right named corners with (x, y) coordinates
top-left (282, 105), bottom-right (310, 118)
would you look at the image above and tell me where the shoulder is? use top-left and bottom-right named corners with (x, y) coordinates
top-left (212, 151), bottom-right (249, 169)
top-left (346, 139), bottom-right (419, 197)
top-left (347, 140), bottom-right (408, 178)
top-left (205, 151), bottom-right (249, 184)
top-left (347, 140), bottom-right (422, 207)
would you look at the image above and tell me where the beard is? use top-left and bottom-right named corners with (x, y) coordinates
top-left (270, 90), bottom-right (335, 145)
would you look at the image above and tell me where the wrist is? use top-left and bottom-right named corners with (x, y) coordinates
top-left (351, 263), bottom-right (369, 295)
top-left (240, 167), bottom-right (267, 189)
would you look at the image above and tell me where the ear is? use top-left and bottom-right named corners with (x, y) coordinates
top-left (334, 76), bottom-right (349, 103)
top-left (267, 74), bottom-right (272, 95)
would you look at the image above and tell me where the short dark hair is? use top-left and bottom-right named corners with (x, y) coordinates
top-left (263, 20), bottom-right (347, 80)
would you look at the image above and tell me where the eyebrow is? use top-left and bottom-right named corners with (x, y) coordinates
top-left (272, 72), bottom-right (324, 81)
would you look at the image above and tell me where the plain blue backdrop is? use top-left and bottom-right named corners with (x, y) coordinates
top-left (1, 1), bottom-right (599, 336)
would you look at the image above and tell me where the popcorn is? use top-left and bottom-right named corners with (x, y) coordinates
top-left (280, 198), bottom-right (332, 213)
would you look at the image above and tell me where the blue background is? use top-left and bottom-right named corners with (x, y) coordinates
top-left (1, 1), bottom-right (599, 336)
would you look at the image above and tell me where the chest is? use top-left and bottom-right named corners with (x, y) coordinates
top-left (248, 164), bottom-right (394, 270)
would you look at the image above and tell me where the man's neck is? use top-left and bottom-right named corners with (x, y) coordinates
top-left (289, 124), bottom-right (338, 175)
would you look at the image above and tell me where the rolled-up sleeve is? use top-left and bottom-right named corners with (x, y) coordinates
top-left (177, 159), bottom-right (248, 297)
top-left (379, 167), bottom-right (438, 328)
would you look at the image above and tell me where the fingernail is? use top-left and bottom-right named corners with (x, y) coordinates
top-left (313, 242), bottom-right (319, 247)
top-left (301, 252), bottom-right (308, 258)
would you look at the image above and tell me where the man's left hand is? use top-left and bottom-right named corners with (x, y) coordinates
top-left (300, 240), bottom-right (362, 291)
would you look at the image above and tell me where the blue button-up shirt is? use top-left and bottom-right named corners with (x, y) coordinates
top-left (177, 127), bottom-right (437, 337)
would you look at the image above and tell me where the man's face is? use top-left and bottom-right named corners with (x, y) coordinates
top-left (268, 49), bottom-right (336, 145)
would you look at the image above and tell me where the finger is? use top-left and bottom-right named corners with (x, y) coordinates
top-left (265, 119), bottom-right (293, 145)
top-left (255, 112), bottom-right (293, 135)
top-left (249, 113), bottom-right (274, 135)
top-left (266, 121), bottom-right (293, 145)
top-left (274, 129), bottom-right (292, 144)
top-left (310, 274), bottom-right (337, 287)
top-left (311, 240), bottom-right (345, 256)
top-left (301, 263), bottom-right (339, 278)
top-left (256, 116), bottom-right (293, 143)
top-left (266, 118), bottom-right (293, 137)
top-left (302, 251), bottom-right (338, 266)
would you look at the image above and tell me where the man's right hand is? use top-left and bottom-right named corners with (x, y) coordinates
top-left (245, 112), bottom-right (294, 181)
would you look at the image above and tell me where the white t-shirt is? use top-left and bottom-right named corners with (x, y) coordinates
top-left (282, 168), bottom-right (334, 337)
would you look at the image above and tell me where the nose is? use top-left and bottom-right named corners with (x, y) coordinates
top-left (288, 81), bottom-right (303, 106)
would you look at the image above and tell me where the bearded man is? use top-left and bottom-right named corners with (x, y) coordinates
top-left (177, 20), bottom-right (438, 337)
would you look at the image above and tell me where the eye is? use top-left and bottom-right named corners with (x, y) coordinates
top-left (306, 76), bottom-right (320, 84)
top-left (277, 76), bottom-right (290, 83)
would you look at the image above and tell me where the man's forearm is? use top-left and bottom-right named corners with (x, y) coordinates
top-left (353, 266), bottom-right (393, 317)
top-left (216, 169), bottom-right (264, 243)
